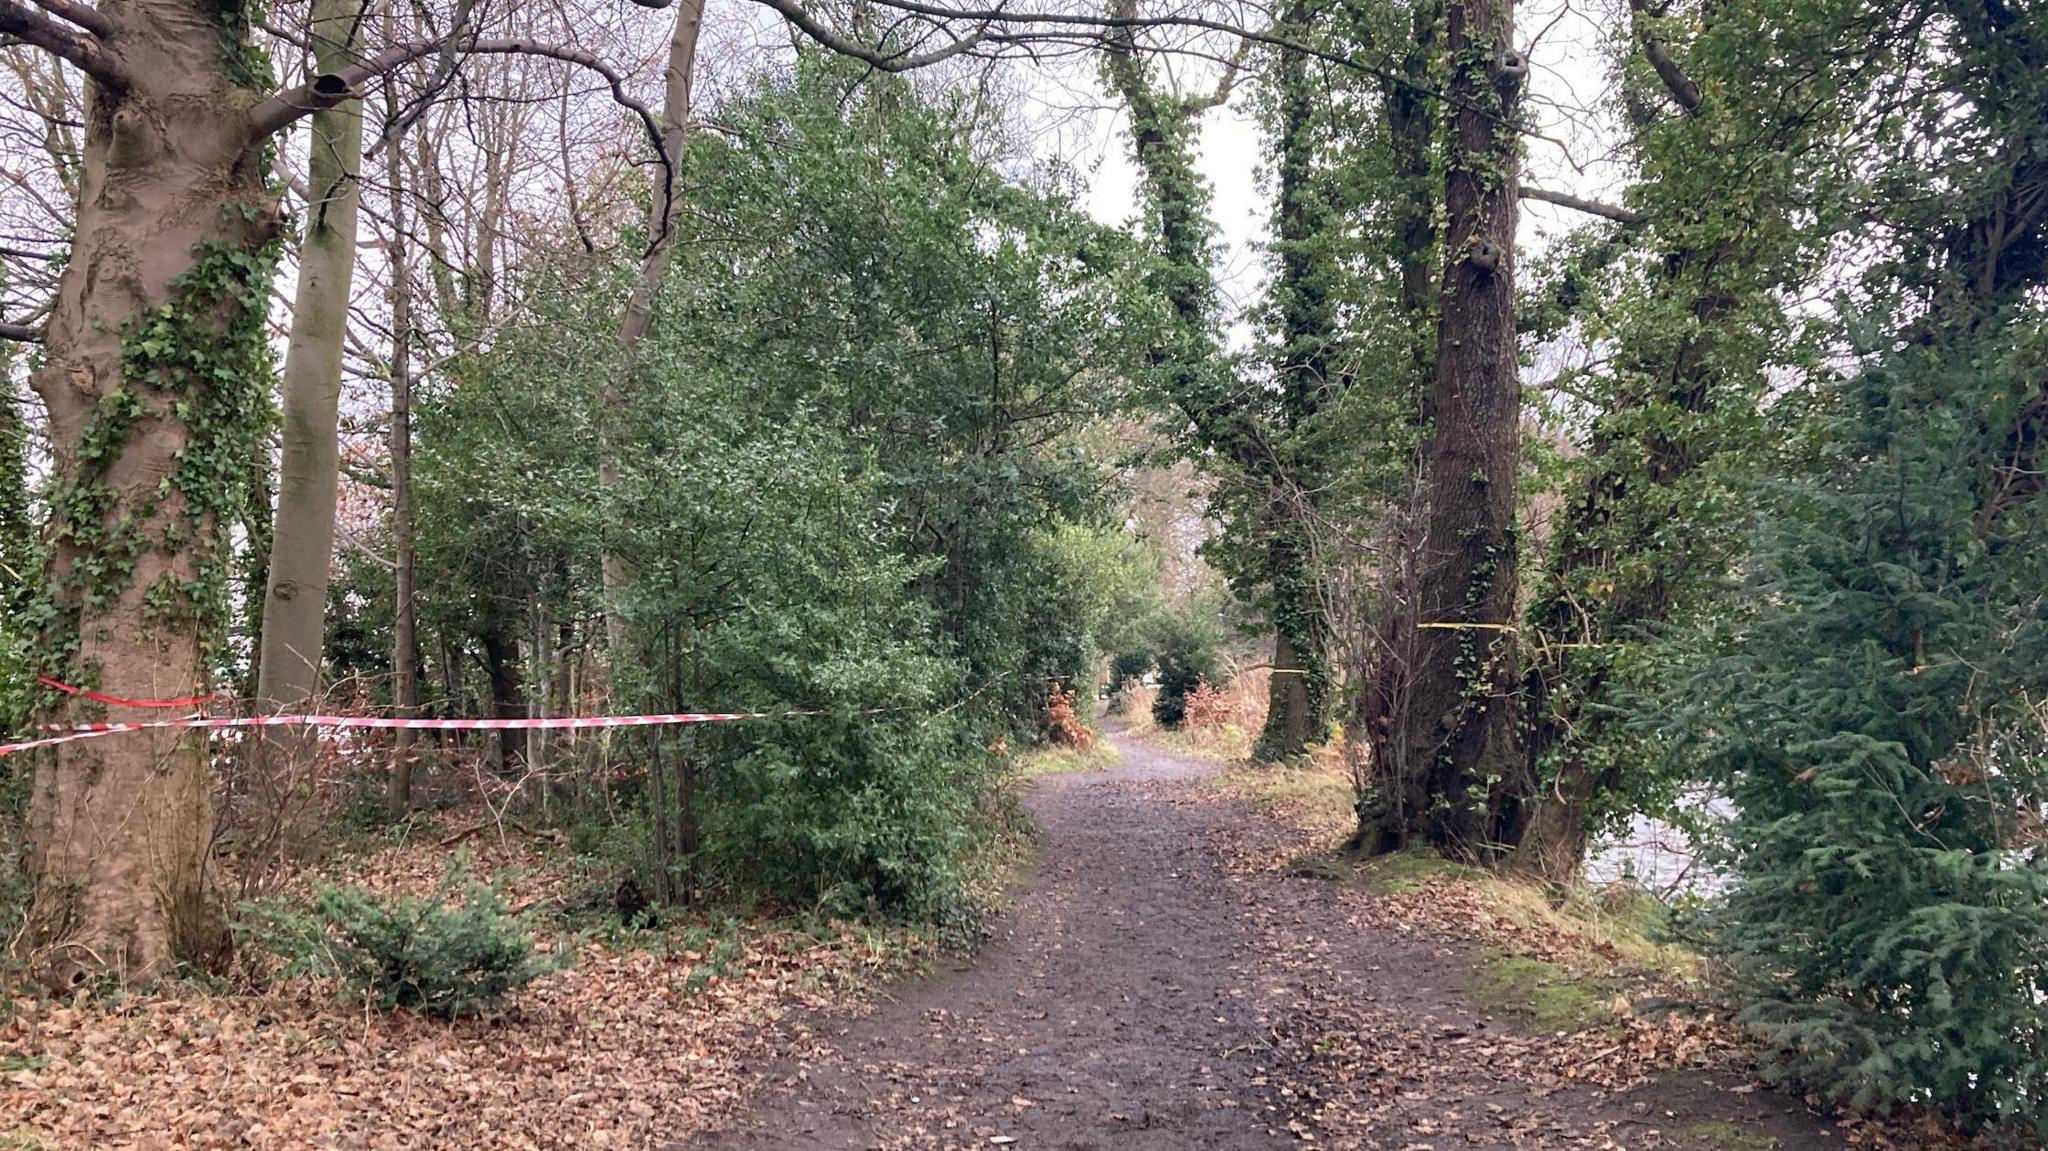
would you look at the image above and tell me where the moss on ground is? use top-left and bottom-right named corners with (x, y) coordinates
top-left (1356, 848), bottom-right (1489, 894)
top-left (1680, 1121), bottom-right (1779, 1151)
top-left (1472, 950), bottom-right (1619, 1032)
top-left (1203, 755), bottom-right (1356, 836)
top-left (1014, 738), bottom-right (1121, 778)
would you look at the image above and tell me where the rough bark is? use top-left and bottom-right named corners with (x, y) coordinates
top-left (1252, 1), bottom-right (1335, 764)
top-left (481, 620), bottom-right (528, 776)
top-left (23, 0), bottom-right (284, 984)
top-left (1372, 0), bottom-right (1524, 864)
top-left (253, 0), bottom-right (367, 716)
top-left (600, 0), bottom-right (705, 656)
top-left (1358, 0), bottom-right (1442, 853)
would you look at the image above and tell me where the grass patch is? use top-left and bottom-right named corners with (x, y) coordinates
top-left (1013, 737), bottom-right (1120, 778)
top-left (1472, 950), bottom-right (1618, 1032)
top-left (1355, 848), bottom-right (1489, 894)
top-left (1476, 879), bottom-right (1699, 981)
top-left (1333, 850), bottom-right (1697, 983)
top-left (1204, 753), bottom-right (1355, 836)
top-left (1680, 1121), bottom-right (1779, 1151)
top-left (1148, 725), bottom-right (1249, 763)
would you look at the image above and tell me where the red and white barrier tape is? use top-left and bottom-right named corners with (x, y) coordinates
top-left (0, 708), bottom-right (825, 760)
top-left (35, 674), bottom-right (215, 709)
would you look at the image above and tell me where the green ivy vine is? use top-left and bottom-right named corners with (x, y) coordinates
top-left (37, 218), bottom-right (280, 686)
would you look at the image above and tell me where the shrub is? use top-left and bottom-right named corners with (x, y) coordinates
top-left (1651, 319), bottom-right (2048, 1141)
top-left (1180, 679), bottom-right (1233, 730)
top-left (244, 864), bottom-right (557, 1018)
top-left (695, 712), bottom-right (990, 919)
top-left (1045, 683), bottom-right (1094, 749)
top-left (1150, 609), bottom-right (1221, 728)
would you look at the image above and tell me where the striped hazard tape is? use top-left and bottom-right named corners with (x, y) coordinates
top-left (0, 706), bottom-right (830, 759)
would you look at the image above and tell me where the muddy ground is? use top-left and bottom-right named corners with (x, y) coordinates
top-left (678, 731), bottom-right (1849, 1151)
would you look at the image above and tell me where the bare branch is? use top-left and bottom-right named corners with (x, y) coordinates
top-left (767, 0), bottom-right (1408, 90)
top-left (28, 0), bottom-right (110, 38)
top-left (0, 320), bottom-right (43, 341)
top-left (1520, 185), bottom-right (1645, 226)
top-left (751, 0), bottom-right (991, 72)
top-left (1629, 0), bottom-right (1702, 113)
top-left (1180, 37), bottom-right (1251, 115)
top-left (249, 41), bottom-right (667, 203)
top-left (0, 0), bottom-right (127, 88)
top-left (369, 0), bottom-right (475, 154)
top-left (750, 0), bottom-right (1579, 155)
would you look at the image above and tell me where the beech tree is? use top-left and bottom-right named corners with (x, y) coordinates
top-left (256, 0), bottom-right (366, 729)
top-left (3, 0), bottom-right (668, 985)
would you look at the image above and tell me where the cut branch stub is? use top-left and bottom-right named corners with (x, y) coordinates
top-left (628, 0), bottom-right (674, 8)
top-left (1467, 239), bottom-right (1504, 275)
top-left (310, 73), bottom-right (361, 101)
top-left (1489, 51), bottom-right (1527, 90)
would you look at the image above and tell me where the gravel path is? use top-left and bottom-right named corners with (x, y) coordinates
top-left (678, 732), bottom-right (1850, 1151)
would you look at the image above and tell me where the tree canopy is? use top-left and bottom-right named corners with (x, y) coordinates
top-left (2, 0), bottom-right (2047, 1139)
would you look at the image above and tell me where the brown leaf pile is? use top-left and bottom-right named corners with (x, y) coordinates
top-left (1186, 751), bottom-right (1975, 1150)
top-left (1, 835), bottom-right (930, 1150)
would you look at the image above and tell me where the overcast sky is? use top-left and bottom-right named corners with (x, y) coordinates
top-left (975, 0), bottom-right (1631, 349)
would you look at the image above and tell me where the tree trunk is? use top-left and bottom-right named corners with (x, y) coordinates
top-left (1510, 764), bottom-right (1601, 883)
top-left (385, 76), bottom-right (421, 819)
top-left (1255, 528), bottom-right (1329, 762)
top-left (1359, 0), bottom-right (1442, 854)
top-left (1253, 6), bottom-right (1335, 765)
top-left (1259, 630), bottom-right (1312, 751)
top-left (600, 0), bottom-right (705, 655)
top-left (437, 631), bottom-right (466, 751)
top-left (1375, 0), bottom-right (1525, 864)
top-left (481, 621), bottom-right (528, 776)
top-left (254, 0), bottom-right (366, 716)
top-left (25, 9), bottom-right (283, 984)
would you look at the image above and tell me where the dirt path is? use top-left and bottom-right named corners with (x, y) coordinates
top-left (678, 733), bottom-right (1851, 1151)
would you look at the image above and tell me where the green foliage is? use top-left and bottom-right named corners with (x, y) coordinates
top-left (369, 58), bottom-right (1153, 919)
top-left (696, 714), bottom-right (990, 917)
top-left (1107, 648), bottom-right (1153, 693)
top-left (0, 387), bottom-right (32, 749)
top-left (30, 228), bottom-right (279, 689)
top-left (242, 863), bottom-right (557, 1018)
top-left (1652, 314), bottom-right (2048, 1140)
top-left (1146, 604), bottom-right (1222, 728)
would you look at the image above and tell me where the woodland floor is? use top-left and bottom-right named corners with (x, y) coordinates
top-left (677, 729), bottom-right (1855, 1151)
top-left (2, 731), bottom-right (1904, 1150)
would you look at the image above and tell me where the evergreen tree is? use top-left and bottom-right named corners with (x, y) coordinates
top-left (1658, 315), bottom-right (2048, 1139)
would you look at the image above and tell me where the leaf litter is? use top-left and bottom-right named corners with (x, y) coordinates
top-left (1, 823), bottom-right (934, 1150)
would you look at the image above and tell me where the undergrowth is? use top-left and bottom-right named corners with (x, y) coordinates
top-left (1208, 748), bottom-right (1702, 996)
top-left (1014, 736), bottom-right (1120, 778)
